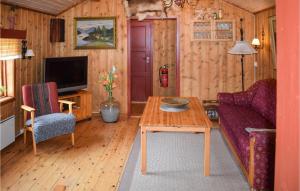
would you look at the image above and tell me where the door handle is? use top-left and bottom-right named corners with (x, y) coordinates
top-left (146, 56), bottom-right (150, 64)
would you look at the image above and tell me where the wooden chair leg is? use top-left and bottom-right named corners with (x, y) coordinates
top-left (32, 132), bottom-right (37, 155)
top-left (24, 128), bottom-right (27, 144)
top-left (71, 133), bottom-right (75, 146)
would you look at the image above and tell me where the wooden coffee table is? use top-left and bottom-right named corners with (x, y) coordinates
top-left (139, 97), bottom-right (212, 176)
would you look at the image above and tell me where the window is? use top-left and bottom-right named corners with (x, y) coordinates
top-left (0, 60), bottom-right (14, 97)
top-left (0, 38), bottom-right (19, 98)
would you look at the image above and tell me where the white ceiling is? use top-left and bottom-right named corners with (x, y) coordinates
top-left (1, 0), bottom-right (275, 15)
top-left (1, 0), bottom-right (85, 15)
top-left (224, 0), bottom-right (275, 13)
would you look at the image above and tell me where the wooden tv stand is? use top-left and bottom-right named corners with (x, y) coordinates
top-left (59, 90), bottom-right (92, 121)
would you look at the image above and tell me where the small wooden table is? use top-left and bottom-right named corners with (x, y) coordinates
top-left (139, 97), bottom-right (212, 176)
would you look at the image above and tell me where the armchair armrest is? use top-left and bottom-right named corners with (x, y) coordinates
top-left (249, 130), bottom-right (276, 190)
top-left (21, 105), bottom-right (35, 112)
top-left (58, 100), bottom-right (76, 114)
top-left (21, 105), bottom-right (35, 128)
top-left (217, 93), bottom-right (234, 104)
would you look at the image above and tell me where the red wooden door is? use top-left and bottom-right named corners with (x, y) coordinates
top-left (130, 20), bottom-right (152, 102)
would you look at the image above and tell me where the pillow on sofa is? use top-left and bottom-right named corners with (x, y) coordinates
top-left (233, 92), bottom-right (251, 106)
top-left (217, 93), bottom-right (234, 104)
top-left (251, 80), bottom-right (276, 125)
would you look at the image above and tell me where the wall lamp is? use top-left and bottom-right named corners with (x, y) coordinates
top-left (21, 40), bottom-right (34, 59)
top-left (252, 27), bottom-right (265, 50)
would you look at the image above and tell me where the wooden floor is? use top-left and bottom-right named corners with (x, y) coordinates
top-left (1, 116), bottom-right (139, 191)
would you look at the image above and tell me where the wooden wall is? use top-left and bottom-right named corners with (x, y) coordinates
top-left (152, 19), bottom-right (177, 97)
top-left (171, 0), bottom-right (256, 99)
top-left (1, 4), bottom-right (53, 135)
top-left (255, 7), bottom-right (276, 80)
top-left (52, 0), bottom-right (128, 114)
top-left (1, 0), bottom-right (273, 136)
top-left (53, 0), bottom-right (256, 115)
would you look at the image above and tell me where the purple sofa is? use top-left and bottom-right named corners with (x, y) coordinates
top-left (217, 79), bottom-right (276, 191)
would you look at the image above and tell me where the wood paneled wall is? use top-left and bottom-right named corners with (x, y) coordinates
top-left (52, 0), bottom-right (128, 114)
top-left (1, 4), bottom-right (54, 135)
top-left (152, 19), bottom-right (177, 97)
top-left (171, 0), bottom-right (256, 99)
top-left (254, 7), bottom-right (276, 80)
top-left (54, 0), bottom-right (256, 114)
top-left (1, 0), bottom-right (272, 136)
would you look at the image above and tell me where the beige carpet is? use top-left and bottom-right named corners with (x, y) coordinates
top-left (118, 129), bottom-right (249, 191)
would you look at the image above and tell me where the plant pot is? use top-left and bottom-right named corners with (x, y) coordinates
top-left (100, 96), bottom-right (120, 123)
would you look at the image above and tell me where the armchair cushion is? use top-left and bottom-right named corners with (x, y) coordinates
top-left (26, 113), bottom-right (76, 143)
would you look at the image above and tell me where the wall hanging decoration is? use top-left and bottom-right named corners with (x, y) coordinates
top-left (124, 0), bottom-right (166, 21)
top-left (74, 17), bottom-right (116, 49)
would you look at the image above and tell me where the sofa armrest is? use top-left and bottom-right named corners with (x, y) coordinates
top-left (249, 131), bottom-right (276, 190)
top-left (217, 93), bottom-right (234, 104)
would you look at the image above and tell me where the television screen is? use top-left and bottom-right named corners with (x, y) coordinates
top-left (44, 56), bottom-right (88, 93)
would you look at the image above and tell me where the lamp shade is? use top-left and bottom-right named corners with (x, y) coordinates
top-left (228, 41), bottom-right (257, 55)
top-left (25, 49), bottom-right (34, 57)
top-left (252, 38), bottom-right (260, 46)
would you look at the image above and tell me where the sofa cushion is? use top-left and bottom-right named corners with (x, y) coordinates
top-left (26, 113), bottom-right (76, 143)
top-left (218, 104), bottom-right (274, 169)
top-left (233, 91), bottom-right (253, 106)
top-left (251, 80), bottom-right (276, 125)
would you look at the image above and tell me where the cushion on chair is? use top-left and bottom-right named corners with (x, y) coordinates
top-left (26, 113), bottom-right (76, 143)
top-left (22, 82), bottom-right (60, 119)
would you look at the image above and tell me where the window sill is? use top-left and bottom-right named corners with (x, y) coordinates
top-left (0, 96), bottom-right (15, 106)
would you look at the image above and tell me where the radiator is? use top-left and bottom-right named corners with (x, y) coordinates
top-left (0, 116), bottom-right (15, 150)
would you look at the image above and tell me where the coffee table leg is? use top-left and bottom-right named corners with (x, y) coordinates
top-left (204, 128), bottom-right (211, 176)
top-left (141, 127), bottom-right (147, 174)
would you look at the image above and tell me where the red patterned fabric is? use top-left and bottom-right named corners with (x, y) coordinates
top-left (251, 80), bottom-right (276, 125)
top-left (217, 79), bottom-right (276, 191)
top-left (217, 93), bottom-right (234, 104)
top-left (22, 82), bottom-right (60, 119)
top-left (233, 91), bottom-right (252, 106)
top-left (218, 104), bottom-right (274, 171)
top-left (250, 131), bottom-right (276, 190)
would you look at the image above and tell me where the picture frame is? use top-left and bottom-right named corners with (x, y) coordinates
top-left (74, 17), bottom-right (116, 49)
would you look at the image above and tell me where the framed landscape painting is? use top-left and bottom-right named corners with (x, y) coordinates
top-left (74, 17), bottom-right (116, 49)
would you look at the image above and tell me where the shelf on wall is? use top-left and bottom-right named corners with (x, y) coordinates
top-left (0, 28), bottom-right (27, 39)
top-left (191, 20), bottom-right (235, 41)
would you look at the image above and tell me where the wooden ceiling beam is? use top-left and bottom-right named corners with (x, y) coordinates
top-left (56, 0), bottom-right (89, 16)
top-left (254, 6), bottom-right (276, 14)
top-left (0, 2), bottom-right (56, 16)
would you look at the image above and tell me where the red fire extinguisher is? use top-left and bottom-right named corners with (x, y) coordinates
top-left (159, 65), bottom-right (168, 88)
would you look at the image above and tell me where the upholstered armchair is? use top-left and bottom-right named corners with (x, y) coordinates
top-left (21, 82), bottom-right (76, 155)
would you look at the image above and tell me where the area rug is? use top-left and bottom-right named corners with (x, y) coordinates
top-left (118, 129), bottom-right (249, 191)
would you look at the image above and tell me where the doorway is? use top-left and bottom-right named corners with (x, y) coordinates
top-left (128, 18), bottom-right (179, 116)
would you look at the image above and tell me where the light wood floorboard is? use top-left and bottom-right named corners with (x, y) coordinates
top-left (1, 116), bottom-right (139, 191)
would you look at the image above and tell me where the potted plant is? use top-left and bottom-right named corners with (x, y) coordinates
top-left (99, 66), bottom-right (120, 122)
top-left (0, 85), bottom-right (6, 97)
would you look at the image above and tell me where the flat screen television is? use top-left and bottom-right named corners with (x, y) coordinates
top-left (44, 56), bottom-right (88, 93)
